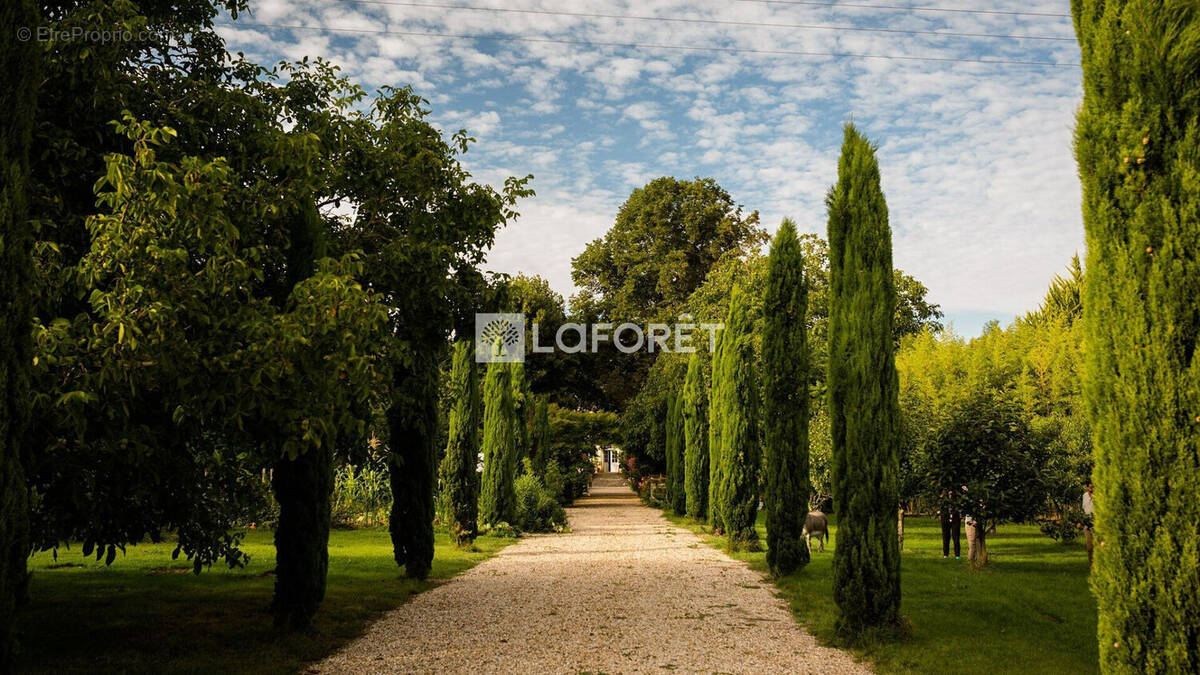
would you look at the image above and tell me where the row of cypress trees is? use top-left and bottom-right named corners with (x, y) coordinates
top-left (660, 124), bottom-right (902, 640)
top-left (445, 339), bottom-right (547, 538)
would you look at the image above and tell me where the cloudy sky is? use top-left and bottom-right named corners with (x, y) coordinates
top-left (216, 0), bottom-right (1084, 337)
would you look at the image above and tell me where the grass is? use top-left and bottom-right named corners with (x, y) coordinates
top-left (16, 528), bottom-right (514, 674)
top-left (662, 509), bottom-right (1098, 674)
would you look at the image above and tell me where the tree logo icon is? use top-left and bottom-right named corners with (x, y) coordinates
top-left (474, 313), bottom-right (526, 363)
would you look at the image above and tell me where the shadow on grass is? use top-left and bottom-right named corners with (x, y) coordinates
top-left (661, 509), bottom-right (1099, 675)
top-left (18, 527), bottom-right (513, 674)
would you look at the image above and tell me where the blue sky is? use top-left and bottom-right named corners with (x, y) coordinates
top-left (217, 0), bottom-right (1084, 337)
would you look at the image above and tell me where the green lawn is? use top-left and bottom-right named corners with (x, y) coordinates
top-left (664, 510), bottom-right (1098, 674)
top-left (16, 528), bottom-right (513, 674)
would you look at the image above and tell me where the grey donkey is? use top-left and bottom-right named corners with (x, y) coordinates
top-left (803, 510), bottom-right (829, 552)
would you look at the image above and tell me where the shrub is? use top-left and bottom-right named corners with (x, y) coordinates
top-left (331, 464), bottom-right (392, 528)
top-left (514, 460), bottom-right (567, 533)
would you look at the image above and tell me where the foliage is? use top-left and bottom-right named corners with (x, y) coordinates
top-left (827, 124), bottom-right (902, 636)
top-left (0, 0), bottom-right (38, 662)
top-left (682, 352), bottom-right (710, 520)
top-left (546, 404), bottom-right (614, 503)
top-left (331, 464), bottom-right (392, 528)
top-left (763, 219), bottom-right (811, 575)
top-left (922, 392), bottom-right (1050, 533)
top-left (480, 360), bottom-right (516, 527)
top-left (1073, 1), bottom-right (1200, 670)
top-left (514, 460), bottom-right (568, 533)
top-left (436, 341), bottom-right (481, 545)
top-left (715, 287), bottom-right (761, 550)
top-left (570, 177), bottom-right (766, 409)
top-left (572, 176), bottom-right (765, 322)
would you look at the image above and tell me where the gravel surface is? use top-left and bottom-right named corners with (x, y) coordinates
top-left (315, 473), bottom-right (870, 674)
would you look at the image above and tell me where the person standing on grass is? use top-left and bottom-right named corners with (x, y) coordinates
top-left (1082, 483), bottom-right (1095, 566)
top-left (938, 490), bottom-right (961, 559)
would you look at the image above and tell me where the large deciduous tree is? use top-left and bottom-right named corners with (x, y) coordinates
top-left (827, 124), bottom-right (902, 637)
top-left (1073, 1), bottom-right (1200, 670)
top-left (763, 219), bottom-right (811, 576)
top-left (682, 353), bottom-right (709, 521)
top-left (715, 287), bottom-right (760, 550)
top-left (1, 0), bottom-right (38, 662)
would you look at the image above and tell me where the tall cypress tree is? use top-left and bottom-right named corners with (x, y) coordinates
top-left (1073, 2), bottom-right (1200, 670)
top-left (764, 218), bottom-right (811, 576)
top-left (665, 393), bottom-right (686, 515)
top-left (683, 352), bottom-right (709, 521)
top-left (480, 358), bottom-right (516, 527)
top-left (707, 321), bottom-right (727, 533)
top-left (387, 356), bottom-right (439, 580)
top-left (439, 341), bottom-right (481, 545)
top-left (716, 287), bottom-right (760, 550)
top-left (530, 396), bottom-right (550, 477)
top-left (270, 200), bottom-right (337, 628)
top-left (1, 0), bottom-right (38, 662)
top-left (827, 124), bottom-right (902, 636)
top-left (510, 361), bottom-right (531, 475)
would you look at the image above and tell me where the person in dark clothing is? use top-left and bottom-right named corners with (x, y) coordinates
top-left (938, 490), bottom-right (961, 559)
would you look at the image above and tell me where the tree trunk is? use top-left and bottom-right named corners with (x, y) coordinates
top-left (967, 520), bottom-right (988, 567)
top-left (271, 443), bottom-right (334, 630)
top-left (897, 506), bottom-right (905, 551)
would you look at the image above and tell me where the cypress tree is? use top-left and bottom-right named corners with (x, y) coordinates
top-left (388, 356), bottom-right (439, 580)
top-left (683, 352), bottom-right (709, 520)
top-left (1, 1), bottom-right (38, 662)
top-left (763, 219), bottom-right (811, 576)
top-left (1073, 2), bottom-right (1200, 670)
top-left (510, 361), bottom-right (531, 475)
top-left (530, 396), bottom-right (550, 477)
top-left (827, 124), bottom-right (902, 637)
top-left (665, 393), bottom-right (686, 515)
top-left (480, 358), bottom-right (516, 527)
top-left (270, 200), bottom-right (338, 627)
top-left (707, 320), bottom-right (727, 533)
top-left (439, 341), bottom-right (482, 545)
top-left (716, 287), bottom-right (760, 550)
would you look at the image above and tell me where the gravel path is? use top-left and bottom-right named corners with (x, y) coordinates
top-left (316, 473), bottom-right (870, 674)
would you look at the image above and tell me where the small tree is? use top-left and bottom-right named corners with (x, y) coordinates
top-left (438, 341), bottom-right (482, 545)
top-left (922, 391), bottom-right (1048, 566)
top-left (763, 219), bottom-right (811, 575)
top-left (666, 393), bottom-right (686, 515)
top-left (827, 124), bottom-right (902, 637)
top-left (716, 287), bottom-right (760, 550)
top-left (682, 352), bottom-right (709, 520)
top-left (510, 360), bottom-right (532, 475)
top-left (480, 357), bottom-right (516, 527)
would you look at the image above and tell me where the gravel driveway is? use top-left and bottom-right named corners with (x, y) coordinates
top-left (316, 473), bottom-right (870, 674)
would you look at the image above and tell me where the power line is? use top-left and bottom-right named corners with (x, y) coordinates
top-left (330, 0), bottom-right (1076, 42)
top-left (731, 0), bottom-right (1072, 19)
top-left (223, 21), bottom-right (1081, 68)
